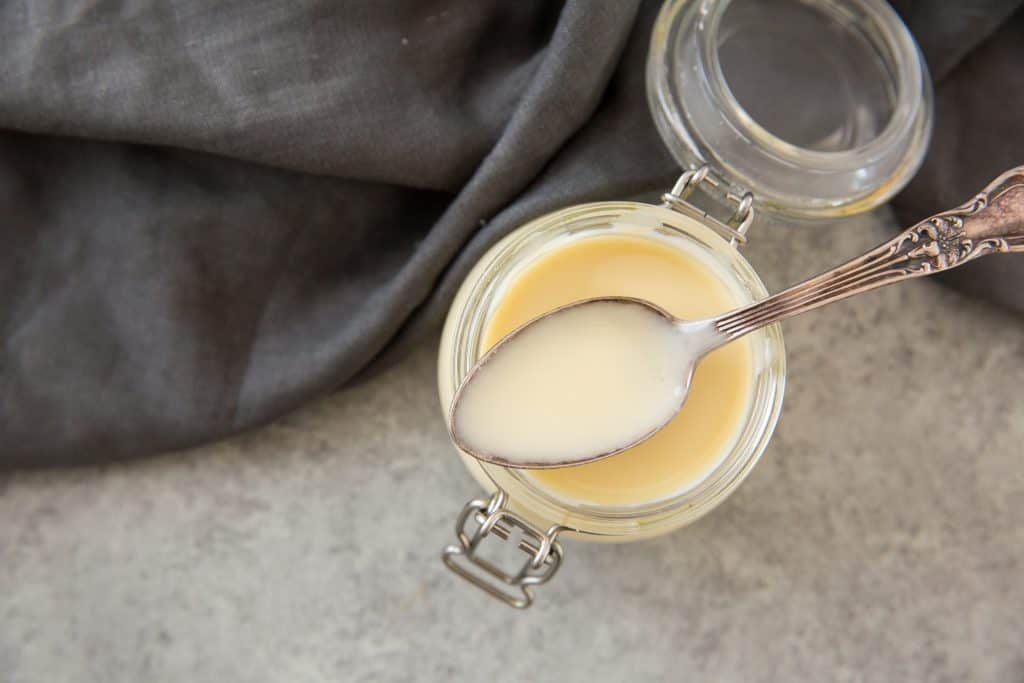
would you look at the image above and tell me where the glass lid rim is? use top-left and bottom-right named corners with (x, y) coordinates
top-left (693, 0), bottom-right (925, 169)
top-left (646, 0), bottom-right (935, 217)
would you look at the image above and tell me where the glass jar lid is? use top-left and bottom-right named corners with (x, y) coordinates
top-left (647, 0), bottom-right (933, 219)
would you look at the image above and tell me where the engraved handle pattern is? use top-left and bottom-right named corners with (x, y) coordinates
top-left (715, 167), bottom-right (1024, 341)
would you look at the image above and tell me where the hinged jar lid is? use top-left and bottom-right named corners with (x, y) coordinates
top-left (647, 0), bottom-right (933, 219)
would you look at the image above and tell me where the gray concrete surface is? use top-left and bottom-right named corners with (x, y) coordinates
top-left (1, 207), bottom-right (1022, 683)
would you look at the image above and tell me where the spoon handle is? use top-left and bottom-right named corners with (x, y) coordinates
top-left (713, 166), bottom-right (1024, 342)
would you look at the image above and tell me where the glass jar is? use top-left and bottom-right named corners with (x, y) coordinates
top-left (440, 0), bottom-right (933, 609)
top-left (439, 201), bottom-right (786, 532)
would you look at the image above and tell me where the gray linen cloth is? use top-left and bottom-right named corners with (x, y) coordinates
top-left (0, 1), bottom-right (1020, 468)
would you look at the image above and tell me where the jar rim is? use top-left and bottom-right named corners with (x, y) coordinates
top-left (438, 201), bottom-right (787, 537)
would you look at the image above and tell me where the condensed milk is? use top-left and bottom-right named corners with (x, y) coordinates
top-left (477, 233), bottom-right (753, 506)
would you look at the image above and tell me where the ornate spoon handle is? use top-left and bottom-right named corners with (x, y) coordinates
top-left (714, 167), bottom-right (1024, 341)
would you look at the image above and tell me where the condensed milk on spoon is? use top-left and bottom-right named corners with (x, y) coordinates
top-left (450, 298), bottom-right (699, 468)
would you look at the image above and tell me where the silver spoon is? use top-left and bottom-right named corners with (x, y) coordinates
top-left (450, 166), bottom-right (1024, 469)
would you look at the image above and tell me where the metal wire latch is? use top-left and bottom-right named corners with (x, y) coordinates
top-left (442, 490), bottom-right (565, 609)
top-left (662, 164), bottom-right (755, 247)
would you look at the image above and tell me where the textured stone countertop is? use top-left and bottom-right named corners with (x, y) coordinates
top-left (2, 207), bottom-right (1022, 683)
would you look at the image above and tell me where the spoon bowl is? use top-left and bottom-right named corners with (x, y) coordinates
top-left (449, 297), bottom-right (710, 469)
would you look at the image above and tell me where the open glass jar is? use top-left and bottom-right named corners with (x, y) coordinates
top-left (440, 0), bottom-right (933, 608)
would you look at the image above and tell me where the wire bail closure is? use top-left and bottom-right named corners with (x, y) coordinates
top-left (662, 164), bottom-right (755, 247)
top-left (442, 490), bottom-right (566, 609)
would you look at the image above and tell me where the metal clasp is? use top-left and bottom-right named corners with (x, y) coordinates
top-left (442, 490), bottom-right (566, 609)
top-left (662, 164), bottom-right (755, 247)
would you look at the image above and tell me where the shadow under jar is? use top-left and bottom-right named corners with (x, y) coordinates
top-left (439, 0), bottom-right (933, 608)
